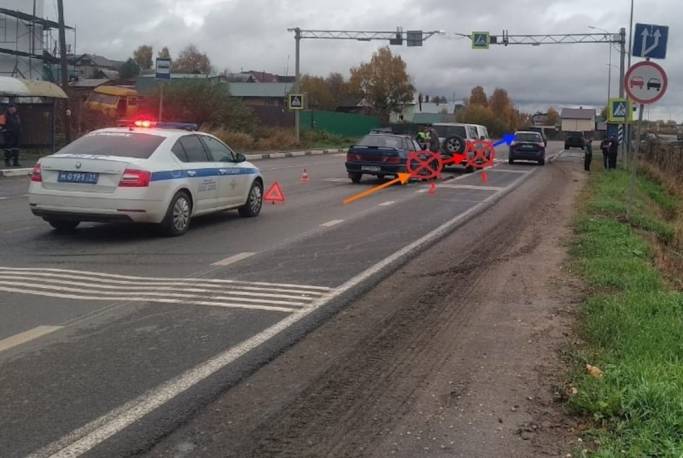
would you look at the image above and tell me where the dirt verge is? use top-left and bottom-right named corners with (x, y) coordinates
top-left (149, 159), bottom-right (586, 458)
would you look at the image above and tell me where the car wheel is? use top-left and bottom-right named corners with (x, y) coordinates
top-left (508, 158), bottom-right (514, 164)
top-left (538, 158), bottom-right (545, 166)
top-left (464, 164), bottom-right (475, 173)
top-left (160, 191), bottom-right (192, 236)
top-left (564, 144), bottom-right (569, 150)
top-left (238, 180), bottom-right (263, 218)
top-left (377, 174), bottom-right (386, 182)
top-left (444, 136), bottom-right (466, 154)
top-left (349, 172), bottom-right (362, 184)
top-left (46, 219), bottom-right (79, 232)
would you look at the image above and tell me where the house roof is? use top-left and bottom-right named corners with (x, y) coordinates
top-left (561, 108), bottom-right (595, 120)
top-left (69, 54), bottom-right (124, 70)
top-left (229, 82), bottom-right (293, 98)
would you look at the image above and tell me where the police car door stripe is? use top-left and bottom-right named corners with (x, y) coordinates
top-left (151, 168), bottom-right (258, 181)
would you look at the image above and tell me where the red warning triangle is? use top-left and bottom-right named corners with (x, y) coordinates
top-left (264, 182), bottom-right (286, 204)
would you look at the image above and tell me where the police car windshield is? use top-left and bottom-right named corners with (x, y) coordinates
top-left (433, 125), bottom-right (467, 138)
top-left (57, 132), bottom-right (165, 159)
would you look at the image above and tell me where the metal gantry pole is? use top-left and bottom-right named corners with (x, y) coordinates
top-left (294, 27), bottom-right (301, 143)
top-left (57, 0), bottom-right (71, 143)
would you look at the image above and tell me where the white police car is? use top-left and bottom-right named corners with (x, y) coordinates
top-left (28, 121), bottom-right (264, 236)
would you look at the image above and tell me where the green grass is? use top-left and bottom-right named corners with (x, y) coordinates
top-left (570, 168), bottom-right (683, 457)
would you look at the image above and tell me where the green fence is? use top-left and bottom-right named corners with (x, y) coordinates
top-left (301, 111), bottom-right (380, 138)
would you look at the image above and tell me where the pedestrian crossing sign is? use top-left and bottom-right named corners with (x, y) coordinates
top-left (472, 32), bottom-right (490, 49)
top-left (288, 94), bottom-right (305, 110)
top-left (608, 98), bottom-right (632, 123)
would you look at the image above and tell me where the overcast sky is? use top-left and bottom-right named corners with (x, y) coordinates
top-left (47, 0), bottom-right (679, 120)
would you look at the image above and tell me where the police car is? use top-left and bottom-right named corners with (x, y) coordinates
top-left (28, 121), bottom-right (264, 236)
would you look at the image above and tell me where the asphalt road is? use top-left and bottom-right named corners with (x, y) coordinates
top-left (0, 142), bottom-right (564, 457)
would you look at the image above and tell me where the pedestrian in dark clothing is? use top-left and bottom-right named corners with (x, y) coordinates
top-left (600, 138), bottom-right (610, 170)
top-left (427, 127), bottom-right (441, 153)
top-left (608, 136), bottom-right (618, 169)
top-left (3, 104), bottom-right (21, 167)
top-left (584, 134), bottom-right (593, 171)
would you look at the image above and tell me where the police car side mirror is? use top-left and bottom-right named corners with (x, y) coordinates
top-left (234, 152), bottom-right (246, 163)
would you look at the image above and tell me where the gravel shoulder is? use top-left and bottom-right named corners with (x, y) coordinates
top-left (148, 158), bottom-right (585, 458)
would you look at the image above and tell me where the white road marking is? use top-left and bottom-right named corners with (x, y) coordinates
top-left (0, 196), bottom-right (8, 200)
top-left (0, 281), bottom-right (308, 307)
top-left (320, 219), bottom-right (344, 228)
top-left (489, 169), bottom-right (531, 174)
top-left (0, 325), bottom-right (63, 353)
top-left (378, 201), bottom-right (396, 207)
top-left (439, 184), bottom-right (506, 191)
top-left (0, 274), bottom-right (321, 299)
top-left (212, 252), bottom-right (256, 267)
top-left (415, 189), bottom-right (429, 194)
top-left (0, 267), bottom-right (331, 291)
top-left (31, 169), bottom-right (540, 458)
top-left (0, 285), bottom-right (301, 314)
top-left (323, 178), bottom-right (349, 183)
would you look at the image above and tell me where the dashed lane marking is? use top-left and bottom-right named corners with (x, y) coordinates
top-left (320, 219), bottom-right (344, 228)
top-left (438, 184), bottom-right (506, 191)
top-left (378, 201), bottom-right (396, 207)
top-left (0, 325), bottom-right (63, 353)
top-left (212, 252), bottom-right (256, 267)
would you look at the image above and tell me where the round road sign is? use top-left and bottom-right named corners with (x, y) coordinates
top-left (625, 61), bottom-right (668, 105)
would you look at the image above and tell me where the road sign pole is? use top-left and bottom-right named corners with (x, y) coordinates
top-left (159, 82), bottom-right (164, 122)
top-left (619, 27), bottom-right (627, 167)
top-left (294, 28), bottom-right (301, 144)
top-left (627, 103), bottom-right (644, 216)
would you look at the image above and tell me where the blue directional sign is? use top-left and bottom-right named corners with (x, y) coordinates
top-left (632, 23), bottom-right (668, 59)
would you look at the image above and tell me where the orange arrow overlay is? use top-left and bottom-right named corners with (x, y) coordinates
top-left (343, 173), bottom-right (412, 205)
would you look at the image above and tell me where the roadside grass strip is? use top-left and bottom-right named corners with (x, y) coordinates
top-left (569, 169), bottom-right (683, 455)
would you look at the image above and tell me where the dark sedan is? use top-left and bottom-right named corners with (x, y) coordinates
top-left (509, 131), bottom-right (546, 165)
top-left (345, 134), bottom-right (420, 183)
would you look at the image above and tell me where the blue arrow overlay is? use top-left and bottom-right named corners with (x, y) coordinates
top-left (493, 134), bottom-right (516, 147)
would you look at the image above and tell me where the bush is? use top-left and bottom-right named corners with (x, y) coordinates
top-left (210, 128), bottom-right (255, 151)
top-left (254, 128), bottom-right (299, 151)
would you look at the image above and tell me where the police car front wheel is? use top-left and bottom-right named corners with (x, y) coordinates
top-left (161, 191), bottom-right (192, 236)
top-left (238, 180), bottom-right (263, 218)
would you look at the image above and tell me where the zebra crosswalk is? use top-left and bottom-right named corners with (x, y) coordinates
top-left (0, 267), bottom-right (332, 313)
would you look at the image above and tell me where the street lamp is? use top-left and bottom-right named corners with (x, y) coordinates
top-left (588, 26), bottom-right (613, 102)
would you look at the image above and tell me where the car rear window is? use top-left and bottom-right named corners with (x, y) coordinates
top-left (517, 133), bottom-right (542, 142)
top-left (357, 135), bottom-right (403, 149)
top-left (433, 125), bottom-right (467, 138)
top-left (57, 132), bottom-right (165, 159)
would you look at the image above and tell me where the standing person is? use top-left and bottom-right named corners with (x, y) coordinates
top-left (584, 133), bottom-right (593, 171)
top-left (3, 103), bottom-right (21, 167)
top-left (600, 136), bottom-right (611, 170)
top-left (416, 126), bottom-right (429, 151)
top-left (608, 135), bottom-right (618, 170)
top-left (427, 125), bottom-right (441, 153)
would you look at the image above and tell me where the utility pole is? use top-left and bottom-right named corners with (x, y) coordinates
top-left (57, 0), bottom-right (71, 143)
top-left (294, 27), bottom-right (301, 143)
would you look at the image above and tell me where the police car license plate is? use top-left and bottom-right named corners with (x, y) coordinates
top-left (58, 171), bottom-right (99, 184)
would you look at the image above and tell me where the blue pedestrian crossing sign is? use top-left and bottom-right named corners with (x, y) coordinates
top-left (632, 23), bottom-right (668, 59)
top-left (608, 98), bottom-right (632, 123)
top-left (472, 32), bottom-right (490, 49)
